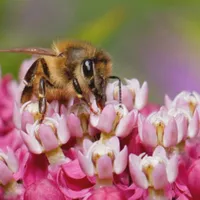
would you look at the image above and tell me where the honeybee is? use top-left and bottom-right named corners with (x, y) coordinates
top-left (0, 40), bottom-right (121, 117)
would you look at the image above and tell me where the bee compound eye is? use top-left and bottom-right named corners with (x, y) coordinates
top-left (82, 59), bottom-right (94, 78)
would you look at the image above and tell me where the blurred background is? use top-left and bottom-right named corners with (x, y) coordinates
top-left (0, 0), bottom-right (200, 104)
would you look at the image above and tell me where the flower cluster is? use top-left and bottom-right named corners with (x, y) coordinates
top-left (0, 58), bottom-right (200, 200)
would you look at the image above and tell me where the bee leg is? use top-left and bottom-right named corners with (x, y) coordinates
top-left (72, 78), bottom-right (98, 114)
top-left (21, 59), bottom-right (40, 104)
top-left (23, 59), bottom-right (39, 86)
top-left (73, 78), bottom-right (89, 104)
top-left (38, 77), bottom-right (47, 120)
top-left (72, 78), bottom-right (83, 98)
top-left (40, 58), bottom-right (50, 78)
top-left (21, 85), bottom-right (34, 104)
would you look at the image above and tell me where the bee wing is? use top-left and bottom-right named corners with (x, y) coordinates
top-left (0, 47), bottom-right (57, 57)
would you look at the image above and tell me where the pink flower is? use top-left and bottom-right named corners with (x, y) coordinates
top-left (165, 91), bottom-right (200, 115)
top-left (0, 129), bottom-right (23, 152)
top-left (66, 102), bottom-right (98, 138)
top-left (167, 107), bottom-right (199, 141)
top-left (138, 107), bottom-right (178, 148)
top-left (0, 75), bottom-right (16, 134)
top-left (186, 137), bottom-right (200, 159)
top-left (78, 137), bottom-right (128, 180)
top-left (14, 99), bottom-right (64, 131)
top-left (24, 179), bottom-right (66, 200)
top-left (55, 159), bottom-right (95, 199)
top-left (23, 154), bottom-right (49, 187)
top-left (86, 186), bottom-right (126, 200)
top-left (21, 114), bottom-right (70, 155)
top-left (138, 106), bottom-right (199, 148)
top-left (67, 113), bottom-right (84, 138)
top-left (90, 102), bottom-right (138, 137)
top-left (129, 146), bottom-right (178, 190)
top-left (0, 148), bottom-right (25, 200)
top-left (106, 78), bottom-right (148, 111)
top-left (0, 148), bottom-right (18, 185)
top-left (4, 57), bottom-right (200, 200)
top-left (187, 159), bottom-right (200, 200)
top-left (13, 101), bottom-right (38, 130)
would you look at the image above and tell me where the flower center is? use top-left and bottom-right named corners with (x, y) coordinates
top-left (91, 145), bottom-right (115, 168)
top-left (155, 122), bottom-right (165, 145)
top-left (140, 156), bottom-right (163, 187)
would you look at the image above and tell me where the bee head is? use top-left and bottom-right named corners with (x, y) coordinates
top-left (60, 41), bottom-right (112, 107)
top-left (81, 50), bottom-right (112, 107)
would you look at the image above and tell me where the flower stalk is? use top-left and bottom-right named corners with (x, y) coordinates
top-left (45, 146), bottom-right (66, 165)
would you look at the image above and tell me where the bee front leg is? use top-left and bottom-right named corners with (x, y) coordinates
top-left (21, 85), bottom-right (34, 104)
top-left (72, 78), bottom-right (98, 114)
top-left (38, 77), bottom-right (47, 120)
top-left (21, 59), bottom-right (40, 104)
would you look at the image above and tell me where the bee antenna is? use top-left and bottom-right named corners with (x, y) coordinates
top-left (108, 76), bottom-right (122, 104)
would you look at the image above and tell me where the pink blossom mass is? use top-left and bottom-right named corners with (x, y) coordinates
top-left (0, 58), bottom-right (200, 199)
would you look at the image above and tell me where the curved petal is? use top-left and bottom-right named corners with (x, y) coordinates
top-left (97, 155), bottom-right (113, 179)
top-left (21, 111), bottom-right (34, 132)
top-left (152, 163), bottom-right (168, 189)
top-left (125, 78), bottom-right (140, 90)
top-left (135, 81), bottom-right (148, 110)
top-left (21, 130), bottom-right (43, 154)
top-left (62, 159), bottom-right (87, 179)
top-left (142, 119), bottom-right (157, 147)
top-left (0, 160), bottom-right (13, 185)
top-left (137, 114), bottom-right (144, 140)
top-left (97, 104), bottom-right (116, 133)
top-left (50, 101), bottom-right (59, 113)
top-left (188, 110), bottom-right (199, 138)
top-left (5, 147), bottom-right (19, 173)
top-left (78, 151), bottom-right (94, 176)
top-left (175, 114), bottom-right (188, 143)
top-left (163, 117), bottom-right (178, 147)
top-left (83, 139), bottom-right (93, 155)
top-left (105, 82), bottom-right (116, 102)
top-left (89, 101), bottom-right (101, 128)
top-left (115, 109), bottom-right (138, 138)
top-left (120, 86), bottom-right (134, 111)
top-left (153, 146), bottom-right (167, 161)
top-left (13, 102), bottom-right (21, 129)
top-left (166, 155), bottom-right (178, 183)
top-left (67, 113), bottom-right (83, 138)
top-left (129, 154), bottom-right (148, 189)
top-left (57, 115), bottom-right (70, 144)
top-left (38, 124), bottom-right (58, 151)
top-left (114, 146), bottom-right (128, 174)
top-left (90, 113), bottom-right (100, 129)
